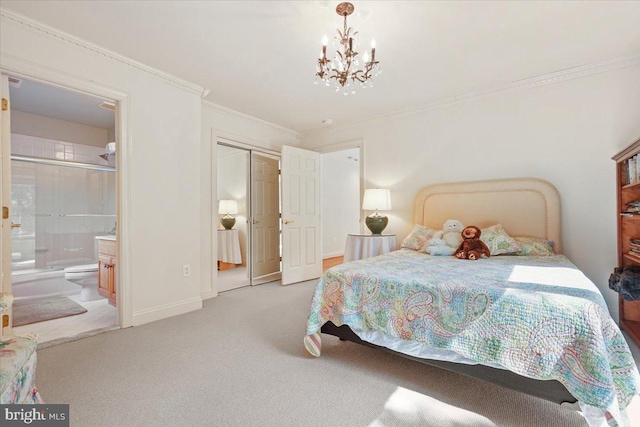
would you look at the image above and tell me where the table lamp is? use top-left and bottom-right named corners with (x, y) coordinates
top-left (219, 200), bottom-right (239, 230)
top-left (362, 189), bottom-right (391, 234)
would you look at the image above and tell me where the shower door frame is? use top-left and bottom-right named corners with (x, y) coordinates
top-left (0, 62), bottom-right (132, 328)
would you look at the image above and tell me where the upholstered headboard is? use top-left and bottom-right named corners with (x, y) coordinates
top-left (414, 178), bottom-right (562, 253)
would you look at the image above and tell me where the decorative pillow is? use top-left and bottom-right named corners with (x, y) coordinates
top-left (480, 224), bottom-right (519, 255)
top-left (513, 237), bottom-right (555, 256)
top-left (401, 224), bottom-right (437, 251)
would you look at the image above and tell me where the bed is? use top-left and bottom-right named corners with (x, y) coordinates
top-left (304, 178), bottom-right (640, 427)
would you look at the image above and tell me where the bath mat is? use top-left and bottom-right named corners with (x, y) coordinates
top-left (12, 296), bottom-right (88, 327)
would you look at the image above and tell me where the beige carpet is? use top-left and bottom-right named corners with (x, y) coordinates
top-left (13, 295), bottom-right (87, 327)
top-left (35, 280), bottom-right (614, 426)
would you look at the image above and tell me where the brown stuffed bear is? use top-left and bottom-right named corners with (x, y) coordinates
top-left (455, 226), bottom-right (491, 261)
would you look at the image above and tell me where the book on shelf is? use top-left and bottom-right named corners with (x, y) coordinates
top-left (631, 238), bottom-right (640, 245)
top-left (625, 154), bottom-right (640, 185)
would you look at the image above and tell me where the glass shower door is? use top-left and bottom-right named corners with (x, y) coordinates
top-left (11, 159), bottom-right (116, 274)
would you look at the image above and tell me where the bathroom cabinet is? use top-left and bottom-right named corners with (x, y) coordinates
top-left (97, 238), bottom-right (117, 307)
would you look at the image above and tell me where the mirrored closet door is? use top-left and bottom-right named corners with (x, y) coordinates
top-left (216, 143), bottom-right (281, 292)
top-left (216, 144), bottom-right (250, 292)
top-left (250, 152), bottom-right (280, 285)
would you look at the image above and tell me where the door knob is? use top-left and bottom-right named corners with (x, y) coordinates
top-left (252, 219), bottom-right (260, 224)
top-left (11, 222), bottom-right (21, 228)
top-left (283, 220), bottom-right (294, 225)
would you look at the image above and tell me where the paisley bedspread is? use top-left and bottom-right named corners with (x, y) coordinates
top-left (305, 249), bottom-right (640, 425)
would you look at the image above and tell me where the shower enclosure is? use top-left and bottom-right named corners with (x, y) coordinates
top-left (11, 156), bottom-right (116, 299)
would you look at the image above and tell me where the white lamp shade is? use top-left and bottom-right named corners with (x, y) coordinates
top-left (218, 200), bottom-right (238, 215)
top-left (362, 189), bottom-right (391, 211)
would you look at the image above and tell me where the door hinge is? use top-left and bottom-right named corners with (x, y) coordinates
top-left (2, 206), bottom-right (8, 219)
top-left (1, 98), bottom-right (7, 111)
top-left (2, 314), bottom-right (9, 328)
top-left (278, 169), bottom-right (281, 175)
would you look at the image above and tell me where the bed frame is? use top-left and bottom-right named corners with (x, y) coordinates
top-left (321, 177), bottom-right (577, 406)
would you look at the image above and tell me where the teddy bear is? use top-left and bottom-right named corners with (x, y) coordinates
top-left (455, 225), bottom-right (491, 260)
top-left (424, 219), bottom-right (464, 256)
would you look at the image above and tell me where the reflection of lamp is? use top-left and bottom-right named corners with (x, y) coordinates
top-left (219, 200), bottom-right (238, 230)
top-left (362, 189), bottom-right (391, 235)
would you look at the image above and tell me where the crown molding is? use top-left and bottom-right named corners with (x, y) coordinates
top-left (202, 100), bottom-right (298, 137)
top-left (0, 7), bottom-right (209, 97)
top-left (300, 53), bottom-right (640, 138)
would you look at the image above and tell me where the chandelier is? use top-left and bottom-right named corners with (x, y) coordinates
top-left (315, 2), bottom-right (381, 95)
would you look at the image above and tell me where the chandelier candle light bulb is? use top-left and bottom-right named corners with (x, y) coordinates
top-left (315, 2), bottom-right (381, 94)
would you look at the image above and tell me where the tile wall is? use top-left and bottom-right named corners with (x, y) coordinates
top-left (11, 133), bottom-right (116, 167)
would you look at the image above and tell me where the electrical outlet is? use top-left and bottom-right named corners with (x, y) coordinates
top-left (183, 264), bottom-right (191, 277)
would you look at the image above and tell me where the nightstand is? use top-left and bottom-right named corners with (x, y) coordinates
top-left (344, 234), bottom-right (397, 262)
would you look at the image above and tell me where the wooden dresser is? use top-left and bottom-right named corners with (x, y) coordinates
top-left (612, 136), bottom-right (640, 346)
top-left (96, 237), bottom-right (117, 307)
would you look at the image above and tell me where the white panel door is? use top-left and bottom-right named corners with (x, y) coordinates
top-left (1, 75), bottom-right (13, 335)
top-left (281, 145), bottom-right (321, 285)
top-left (251, 153), bottom-right (280, 281)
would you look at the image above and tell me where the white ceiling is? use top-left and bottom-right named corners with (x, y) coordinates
top-left (9, 78), bottom-right (116, 129)
top-left (3, 1), bottom-right (640, 132)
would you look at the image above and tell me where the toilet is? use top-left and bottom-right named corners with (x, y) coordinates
top-left (64, 264), bottom-right (101, 301)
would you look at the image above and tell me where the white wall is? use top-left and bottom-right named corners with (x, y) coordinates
top-left (300, 65), bottom-right (640, 319)
top-left (12, 110), bottom-right (109, 148)
top-left (321, 149), bottom-right (360, 258)
top-left (2, 11), bottom-right (204, 325)
top-left (200, 102), bottom-right (299, 298)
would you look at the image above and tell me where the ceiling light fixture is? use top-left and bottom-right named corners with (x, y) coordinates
top-left (315, 2), bottom-right (381, 95)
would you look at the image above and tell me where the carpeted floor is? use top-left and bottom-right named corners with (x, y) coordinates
top-left (13, 295), bottom-right (88, 327)
top-left (34, 280), bottom-right (633, 427)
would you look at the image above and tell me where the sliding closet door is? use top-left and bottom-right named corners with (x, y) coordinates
top-left (216, 144), bottom-right (250, 292)
top-left (250, 153), bottom-right (280, 284)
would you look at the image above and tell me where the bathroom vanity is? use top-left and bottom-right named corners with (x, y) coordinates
top-left (96, 236), bottom-right (117, 306)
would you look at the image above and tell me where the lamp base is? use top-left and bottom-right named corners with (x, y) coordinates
top-left (220, 216), bottom-right (236, 230)
top-left (365, 214), bottom-right (388, 235)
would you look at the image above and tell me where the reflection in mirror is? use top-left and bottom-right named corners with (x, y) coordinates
top-left (216, 144), bottom-right (250, 292)
top-left (251, 153), bottom-right (281, 285)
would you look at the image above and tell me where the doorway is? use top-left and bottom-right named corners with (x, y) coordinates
top-left (3, 76), bottom-right (119, 344)
top-left (316, 140), bottom-right (365, 272)
top-left (320, 148), bottom-right (361, 265)
top-left (216, 142), bottom-right (281, 292)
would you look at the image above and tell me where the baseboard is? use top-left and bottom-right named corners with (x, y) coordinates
top-left (200, 288), bottom-right (216, 300)
top-left (323, 252), bottom-right (344, 259)
top-left (132, 297), bottom-right (202, 326)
